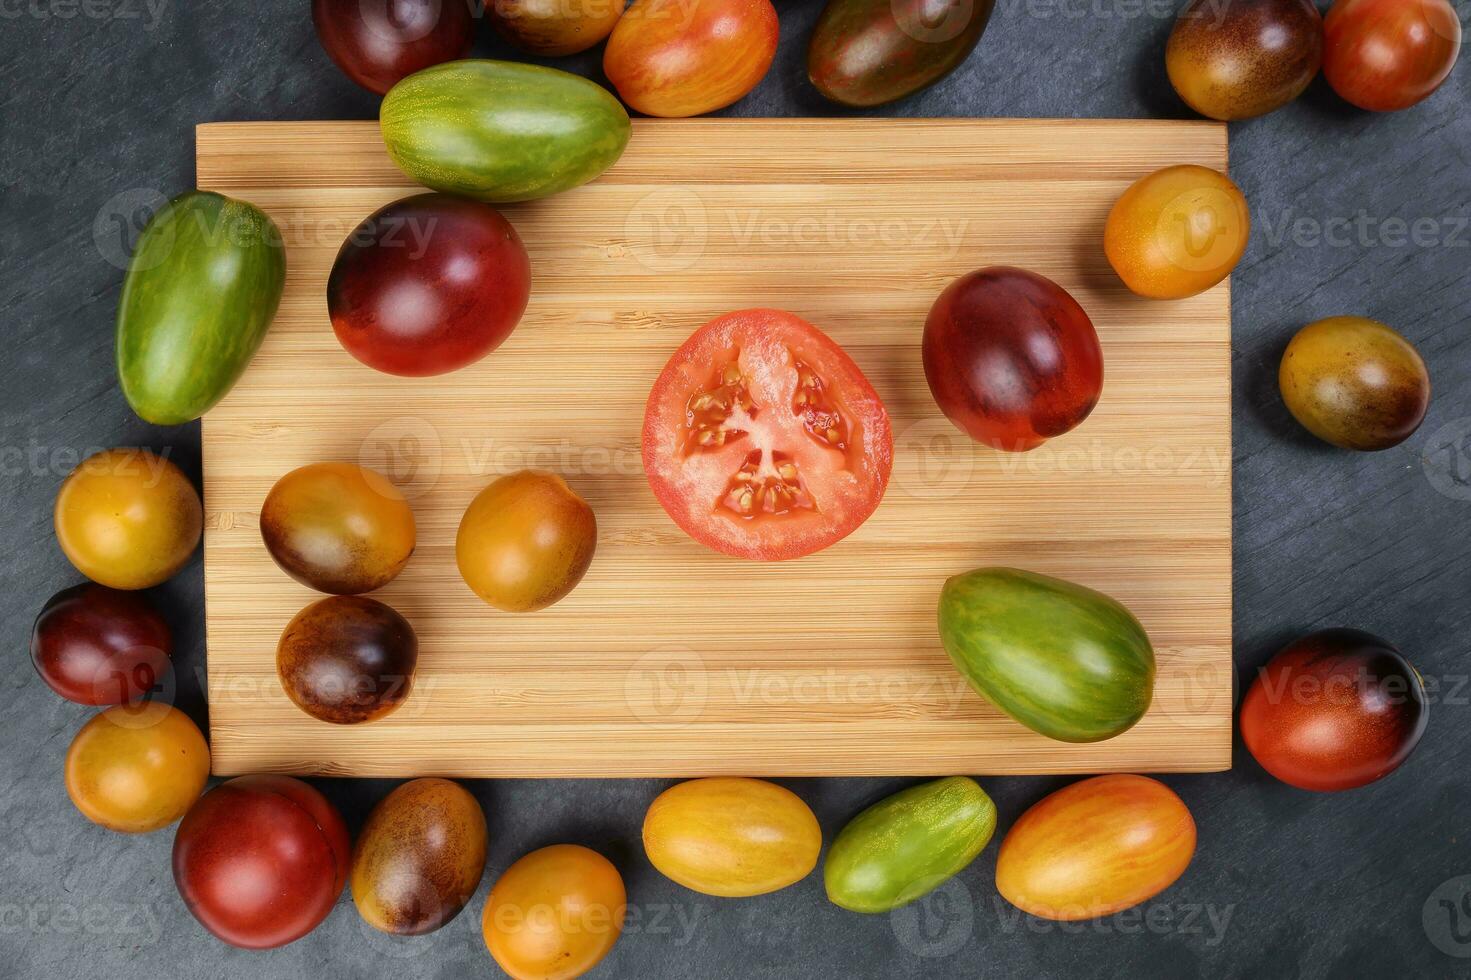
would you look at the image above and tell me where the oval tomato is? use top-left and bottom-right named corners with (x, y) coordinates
top-left (1323, 0), bottom-right (1461, 112)
top-left (642, 309), bottom-right (893, 561)
top-left (483, 844), bottom-right (625, 980)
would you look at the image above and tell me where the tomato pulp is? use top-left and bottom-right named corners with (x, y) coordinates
top-left (642, 310), bottom-right (893, 560)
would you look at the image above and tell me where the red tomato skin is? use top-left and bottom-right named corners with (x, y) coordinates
top-left (1323, 0), bottom-right (1462, 111)
top-left (328, 193), bottom-right (532, 377)
top-left (312, 0), bottom-right (474, 96)
top-left (604, 0), bottom-right (780, 117)
top-left (923, 267), bottom-right (1104, 452)
top-left (173, 775), bottom-right (351, 949)
top-left (30, 583), bottom-right (171, 705)
top-left (1240, 629), bottom-right (1428, 792)
top-left (642, 309), bottom-right (893, 561)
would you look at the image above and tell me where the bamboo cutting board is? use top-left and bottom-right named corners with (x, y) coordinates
top-left (197, 119), bottom-right (1233, 778)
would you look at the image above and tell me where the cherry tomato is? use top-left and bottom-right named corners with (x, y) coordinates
top-left (31, 583), bottom-right (171, 705)
top-left (483, 844), bottom-right (626, 980)
top-left (456, 471), bottom-right (597, 612)
top-left (1324, 0), bottom-right (1462, 112)
top-left (642, 777), bottom-right (822, 897)
top-left (922, 267), bottom-right (1104, 452)
top-left (1240, 629), bottom-right (1427, 791)
top-left (1166, 0), bottom-right (1324, 120)
top-left (312, 0), bottom-right (474, 95)
top-left (65, 703), bottom-right (209, 833)
top-left (1104, 165), bottom-right (1250, 300)
top-left (173, 775), bottom-right (350, 949)
top-left (490, 0), bottom-right (624, 56)
top-left (604, 0), bottom-right (779, 117)
top-left (277, 596), bottom-right (418, 725)
top-left (54, 448), bottom-right (202, 590)
top-left (1279, 316), bottom-right (1430, 451)
top-left (328, 193), bottom-right (532, 377)
top-left (642, 309), bottom-right (893, 561)
top-left (995, 775), bottom-right (1196, 920)
top-left (260, 461), bottom-right (416, 594)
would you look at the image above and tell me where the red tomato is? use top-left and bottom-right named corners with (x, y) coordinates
top-left (312, 0), bottom-right (474, 95)
top-left (1240, 629), bottom-right (1428, 791)
top-left (328, 193), bottom-right (532, 377)
top-left (642, 309), bottom-right (893, 561)
top-left (1323, 0), bottom-right (1462, 111)
top-left (173, 775), bottom-right (350, 949)
top-left (31, 583), bottom-right (171, 705)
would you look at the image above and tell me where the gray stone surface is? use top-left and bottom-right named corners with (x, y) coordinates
top-left (3, 1), bottom-right (1470, 977)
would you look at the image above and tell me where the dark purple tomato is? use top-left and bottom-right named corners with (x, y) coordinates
top-left (312, 0), bottom-right (475, 96)
top-left (30, 583), bottom-right (171, 705)
top-left (1240, 629), bottom-right (1428, 792)
top-left (922, 267), bottom-right (1104, 452)
top-left (328, 193), bottom-right (533, 377)
top-left (277, 596), bottom-right (418, 725)
top-left (173, 775), bottom-right (351, 949)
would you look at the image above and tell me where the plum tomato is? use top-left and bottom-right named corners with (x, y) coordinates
top-left (31, 583), bottom-right (171, 705)
top-left (312, 0), bottom-right (474, 95)
top-left (54, 448), bottom-right (202, 590)
top-left (1240, 628), bottom-right (1428, 791)
top-left (173, 775), bottom-right (351, 950)
top-left (922, 268), bottom-right (1103, 452)
top-left (1279, 316), bottom-right (1430, 451)
top-left (328, 193), bottom-right (532, 377)
top-left (604, 0), bottom-right (780, 117)
top-left (483, 844), bottom-right (626, 980)
top-left (277, 596), bottom-right (418, 725)
top-left (456, 471), bottom-right (597, 612)
top-left (1166, 0), bottom-right (1324, 120)
top-left (1104, 164), bottom-right (1250, 300)
top-left (642, 309), bottom-right (893, 561)
top-left (65, 703), bottom-right (209, 834)
top-left (1324, 0), bottom-right (1462, 112)
top-left (490, 0), bottom-right (625, 57)
top-left (260, 461), bottom-right (416, 594)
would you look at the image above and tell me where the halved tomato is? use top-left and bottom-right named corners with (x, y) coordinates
top-left (642, 309), bottom-right (893, 560)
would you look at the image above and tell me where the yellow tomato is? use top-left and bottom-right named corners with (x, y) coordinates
top-left (642, 777), bottom-right (821, 897)
top-left (1104, 165), bottom-right (1250, 300)
top-left (54, 448), bottom-right (202, 589)
top-left (64, 703), bottom-right (210, 833)
top-left (482, 844), bottom-right (625, 980)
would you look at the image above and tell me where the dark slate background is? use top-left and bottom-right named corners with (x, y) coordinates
top-left (3, 2), bottom-right (1470, 977)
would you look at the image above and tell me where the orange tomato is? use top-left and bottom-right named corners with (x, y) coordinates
top-left (603, 0), bottom-right (779, 118)
top-left (54, 448), bottom-right (202, 590)
top-left (642, 777), bottom-right (821, 897)
top-left (1103, 165), bottom-right (1250, 300)
top-left (65, 703), bottom-right (210, 833)
top-left (995, 774), bottom-right (1196, 920)
top-left (482, 844), bottom-right (625, 980)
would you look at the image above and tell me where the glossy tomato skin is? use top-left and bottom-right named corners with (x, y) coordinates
top-left (1166, 0), bottom-right (1324, 120)
top-left (329, 193), bottom-right (531, 377)
top-left (995, 774), bottom-right (1196, 921)
top-left (483, 844), bottom-right (626, 980)
top-left (490, 0), bottom-right (624, 56)
top-left (173, 775), bottom-right (350, 950)
top-left (604, 0), bottom-right (779, 117)
top-left (1240, 629), bottom-right (1427, 792)
top-left (923, 268), bottom-right (1103, 452)
top-left (31, 583), bottom-right (171, 705)
top-left (456, 471), bottom-right (597, 612)
top-left (260, 462), bottom-right (416, 594)
top-left (643, 309), bottom-right (893, 561)
top-left (1104, 165), bottom-right (1250, 300)
top-left (312, 0), bottom-right (474, 95)
top-left (277, 596), bottom-right (418, 725)
top-left (1324, 0), bottom-right (1462, 112)
top-left (1279, 316), bottom-right (1430, 451)
top-left (65, 704), bottom-right (209, 833)
top-left (643, 777), bottom-right (822, 897)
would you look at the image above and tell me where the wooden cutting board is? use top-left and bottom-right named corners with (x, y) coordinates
top-left (197, 118), bottom-right (1233, 778)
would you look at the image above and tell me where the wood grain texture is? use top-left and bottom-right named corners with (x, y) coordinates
top-left (196, 118), bottom-right (1232, 778)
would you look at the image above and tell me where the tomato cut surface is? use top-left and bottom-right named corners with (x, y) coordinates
top-left (642, 309), bottom-right (893, 560)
